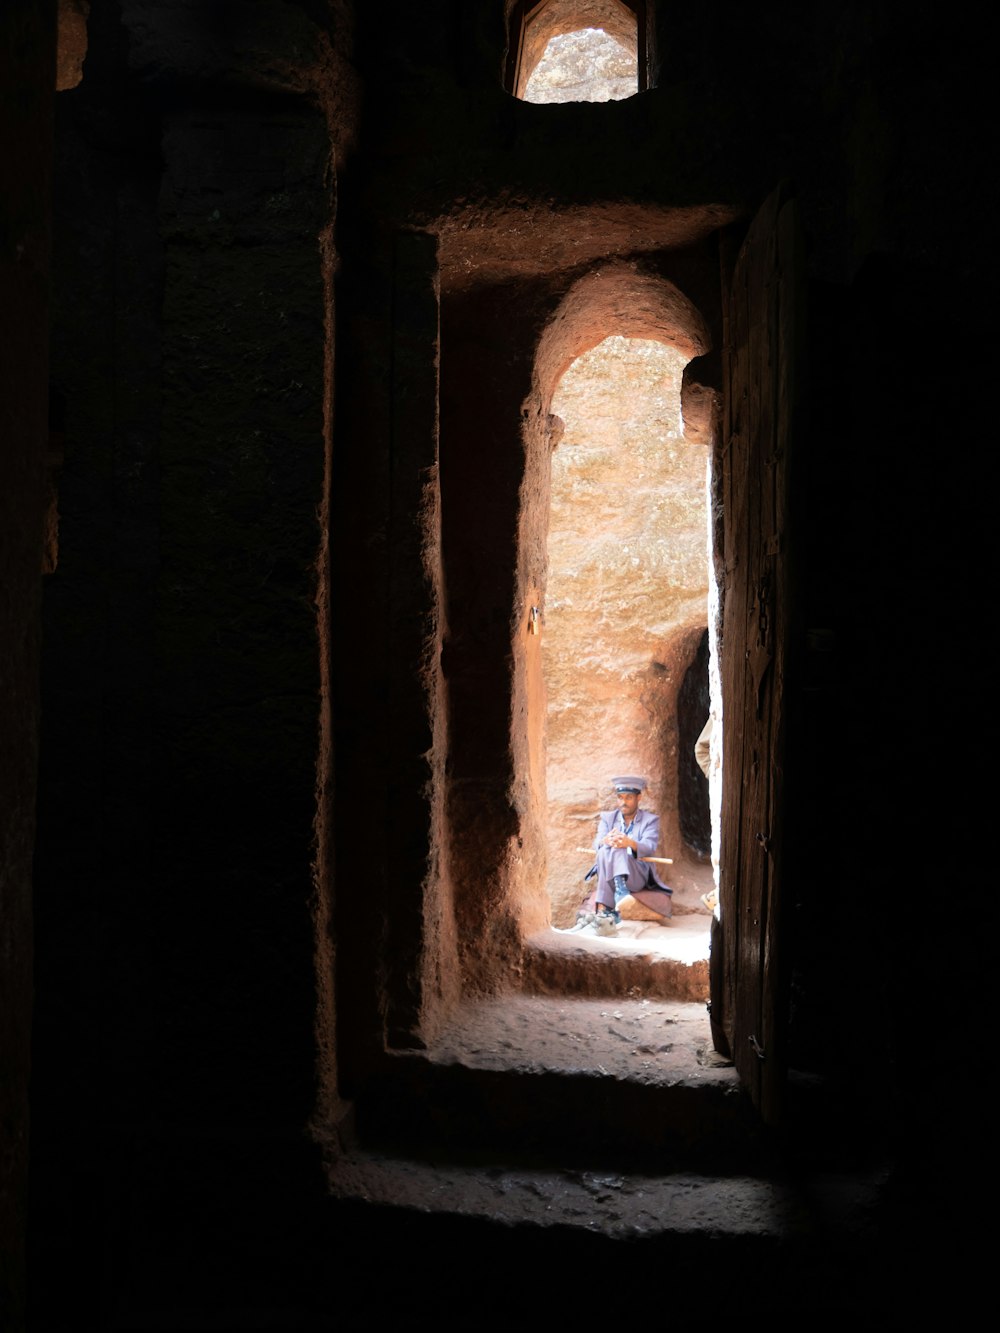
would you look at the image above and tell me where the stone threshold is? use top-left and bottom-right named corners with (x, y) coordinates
top-left (328, 1149), bottom-right (810, 1242)
top-left (324, 1144), bottom-right (895, 1319)
top-left (522, 916), bottom-right (712, 1001)
top-left (353, 996), bottom-right (751, 1170)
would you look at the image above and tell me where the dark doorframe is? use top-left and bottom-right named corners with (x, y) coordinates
top-left (717, 185), bottom-right (803, 1123)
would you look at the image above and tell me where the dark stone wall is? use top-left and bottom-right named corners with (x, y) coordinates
top-left (1, 8), bottom-right (55, 1328)
top-left (6, 0), bottom-right (991, 1325)
top-left (29, 2), bottom-right (343, 1325)
top-left (677, 628), bottom-right (710, 857)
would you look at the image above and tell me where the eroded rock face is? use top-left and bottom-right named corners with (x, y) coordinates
top-left (524, 28), bottom-right (636, 104)
top-left (56, 0), bottom-right (89, 92)
top-left (542, 337), bottom-right (709, 923)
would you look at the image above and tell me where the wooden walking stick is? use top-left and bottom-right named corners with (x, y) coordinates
top-left (575, 847), bottom-right (673, 864)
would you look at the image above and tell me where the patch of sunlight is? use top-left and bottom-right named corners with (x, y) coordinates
top-left (523, 28), bottom-right (637, 104)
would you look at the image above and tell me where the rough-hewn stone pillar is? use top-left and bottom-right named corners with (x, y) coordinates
top-left (383, 231), bottom-right (453, 1045)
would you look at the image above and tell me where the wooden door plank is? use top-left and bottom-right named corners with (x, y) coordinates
top-left (719, 185), bottom-right (800, 1121)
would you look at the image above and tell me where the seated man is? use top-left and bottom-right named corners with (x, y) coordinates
top-left (581, 775), bottom-right (673, 926)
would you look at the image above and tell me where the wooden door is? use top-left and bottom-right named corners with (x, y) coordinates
top-left (718, 185), bottom-right (802, 1123)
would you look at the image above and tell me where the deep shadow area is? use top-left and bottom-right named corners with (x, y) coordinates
top-left (677, 628), bottom-right (710, 856)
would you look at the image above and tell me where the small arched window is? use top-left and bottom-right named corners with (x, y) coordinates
top-left (506, 0), bottom-right (651, 102)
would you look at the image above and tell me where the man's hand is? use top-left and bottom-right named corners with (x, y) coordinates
top-left (603, 831), bottom-right (635, 850)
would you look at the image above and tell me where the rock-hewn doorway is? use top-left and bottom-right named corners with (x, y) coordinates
top-left (542, 336), bottom-right (710, 925)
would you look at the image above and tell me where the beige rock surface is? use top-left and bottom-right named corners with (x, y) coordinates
top-left (616, 892), bottom-right (663, 922)
top-left (524, 27), bottom-right (636, 104)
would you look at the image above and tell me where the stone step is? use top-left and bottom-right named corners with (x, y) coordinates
top-left (324, 1149), bottom-right (892, 1319)
top-left (523, 916), bottom-right (711, 1001)
top-left (353, 997), bottom-right (758, 1173)
top-left (333, 996), bottom-right (898, 1316)
top-left (328, 1149), bottom-right (808, 1243)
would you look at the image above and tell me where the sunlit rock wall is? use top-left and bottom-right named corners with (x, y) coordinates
top-left (523, 28), bottom-right (636, 104)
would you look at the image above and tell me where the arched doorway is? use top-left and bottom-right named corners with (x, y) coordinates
top-left (515, 263), bottom-right (721, 941)
top-left (541, 335), bottom-right (710, 926)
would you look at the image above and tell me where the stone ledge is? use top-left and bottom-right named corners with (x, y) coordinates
top-left (522, 921), bottom-right (711, 1000)
top-left (328, 1151), bottom-right (810, 1241)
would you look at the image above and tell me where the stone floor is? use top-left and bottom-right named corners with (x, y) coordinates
top-left (426, 992), bottom-right (730, 1085)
